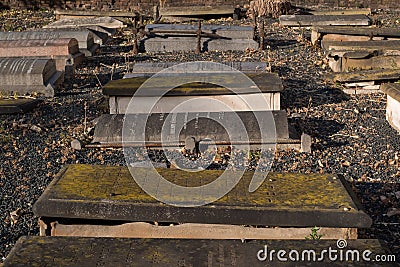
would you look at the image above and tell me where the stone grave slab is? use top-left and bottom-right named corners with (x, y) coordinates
top-left (0, 38), bottom-right (85, 77)
top-left (0, 30), bottom-right (99, 56)
top-left (103, 73), bottom-right (283, 113)
top-left (40, 25), bottom-right (110, 45)
top-left (141, 36), bottom-right (258, 52)
top-left (326, 70), bottom-right (400, 94)
top-left (327, 50), bottom-right (400, 72)
top-left (309, 8), bottom-right (371, 16)
top-left (33, 165), bottom-right (371, 239)
top-left (54, 9), bottom-right (139, 20)
top-left (311, 26), bottom-right (400, 46)
top-left (0, 58), bottom-right (63, 97)
top-left (321, 40), bottom-right (400, 53)
top-left (45, 16), bottom-right (124, 30)
top-left (279, 15), bottom-right (371, 27)
top-left (5, 237), bottom-right (393, 267)
top-left (91, 111), bottom-right (300, 148)
top-left (381, 83), bottom-right (400, 133)
top-left (142, 24), bottom-right (257, 52)
top-left (145, 24), bottom-right (254, 40)
top-left (0, 98), bottom-right (41, 114)
top-left (124, 62), bottom-right (268, 78)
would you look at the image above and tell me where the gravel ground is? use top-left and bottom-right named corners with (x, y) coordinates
top-left (0, 9), bottom-right (399, 263)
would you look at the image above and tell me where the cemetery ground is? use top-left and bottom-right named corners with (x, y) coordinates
top-left (0, 9), bottom-right (399, 262)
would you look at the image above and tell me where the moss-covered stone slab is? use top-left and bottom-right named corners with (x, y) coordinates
top-left (4, 236), bottom-right (394, 267)
top-left (0, 99), bottom-right (41, 114)
top-left (33, 165), bottom-right (371, 227)
top-left (102, 73), bottom-right (283, 96)
top-left (279, 15), bottom-right (371, 27)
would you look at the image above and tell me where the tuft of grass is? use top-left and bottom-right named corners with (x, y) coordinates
top-left (305, 226), bottom-right (323, 240)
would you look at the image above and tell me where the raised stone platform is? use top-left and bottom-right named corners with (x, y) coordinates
top-left (0, 98), bottom-right (41, 114)
top-left (33, 165), bottom-right (371, 239)
top-left (381, 83), bottom-right (400, 133)
top-left (279, 15), bottom-right (371, 27)
top-left (103, 73), bottom-right (283, 113)
top-left (0, 58), bottom-right (63, 97)
top-left (311, 26), bottom-right (400, 46)
top-left (4, 236), bottom-right (393, 266)
top-left (0, 30), bottom-right (99, 56)
top-left (0, 38), bottom-right (85, 76)
top-left (141, 24), bottom-right (257, 52)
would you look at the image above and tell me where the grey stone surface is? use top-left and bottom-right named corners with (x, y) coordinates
top-left (146, 24), bottom-right (254, 39)
top-left (124, 62), bottom-right (268, 78)
top-left (0, 58), bottom-right (63, 97)
top-left (0, 30), bottom-right (98, 56)
top-left (141, 36), bottom-right (258, 52)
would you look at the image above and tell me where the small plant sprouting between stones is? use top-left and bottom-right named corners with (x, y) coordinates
top-left (305, 226), bottom-right (323, 240)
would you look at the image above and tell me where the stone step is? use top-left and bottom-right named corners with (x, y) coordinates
top-left (0, 38), bottom-right (85, 76)
top-left (123, 61), bottom-right (268, 78)
top-left (311, 26), bottom-right (400, 45)
top-left (322, 40), bottom-right (400, 52)
top-left (0, 58), bottom-right (63, 97)
top-left (33, 164), bottom-right (371, 236)
top-left (0, 98), bottom-right (41, 114)
top-left (0, 30), bottom-right (99, 56)
top-left (5, 237), bottom-right (394, 266)
top-left (279, 15), bottom-right (371, 27)
top-left (145, 24), bottom-right (254, 40)
top-left (104, 72), bottom-right (283, 113)
top-left (381, 83), bottom-right (400, 133)
top-left (141, 36), bottom-right (258, 52)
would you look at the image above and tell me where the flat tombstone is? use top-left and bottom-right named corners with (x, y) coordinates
top-left (279, 15), bottom-right (371, 27)
top-left (326, 69), bottom-right (400, 84)
top-left (124, 62), bottom-right (268, 78)
top-left (146, 24), bottom-right (254, 39)
top-left (44, 16), bottom-right (124, 30)
top-left (311, 26), bottom-right (400, 46)
top-left (0, 99), bottom-right (41, 114)
top-left (92, 111), bottom-right (290, 146)
top-left (141, 36), bottom-right (258, 52)
top-left (0, 30), bottom-right (98, 56)
top-left (33, 164), bottom-right (371, 228)
top-left (4, 236), bottom-right (393, 266)
top-left (0, 58), bottom-right (63, 97)
top-left (0, 38), bottom-right (85, 74)
top-left (322, 40), bottom-right (400, 52)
